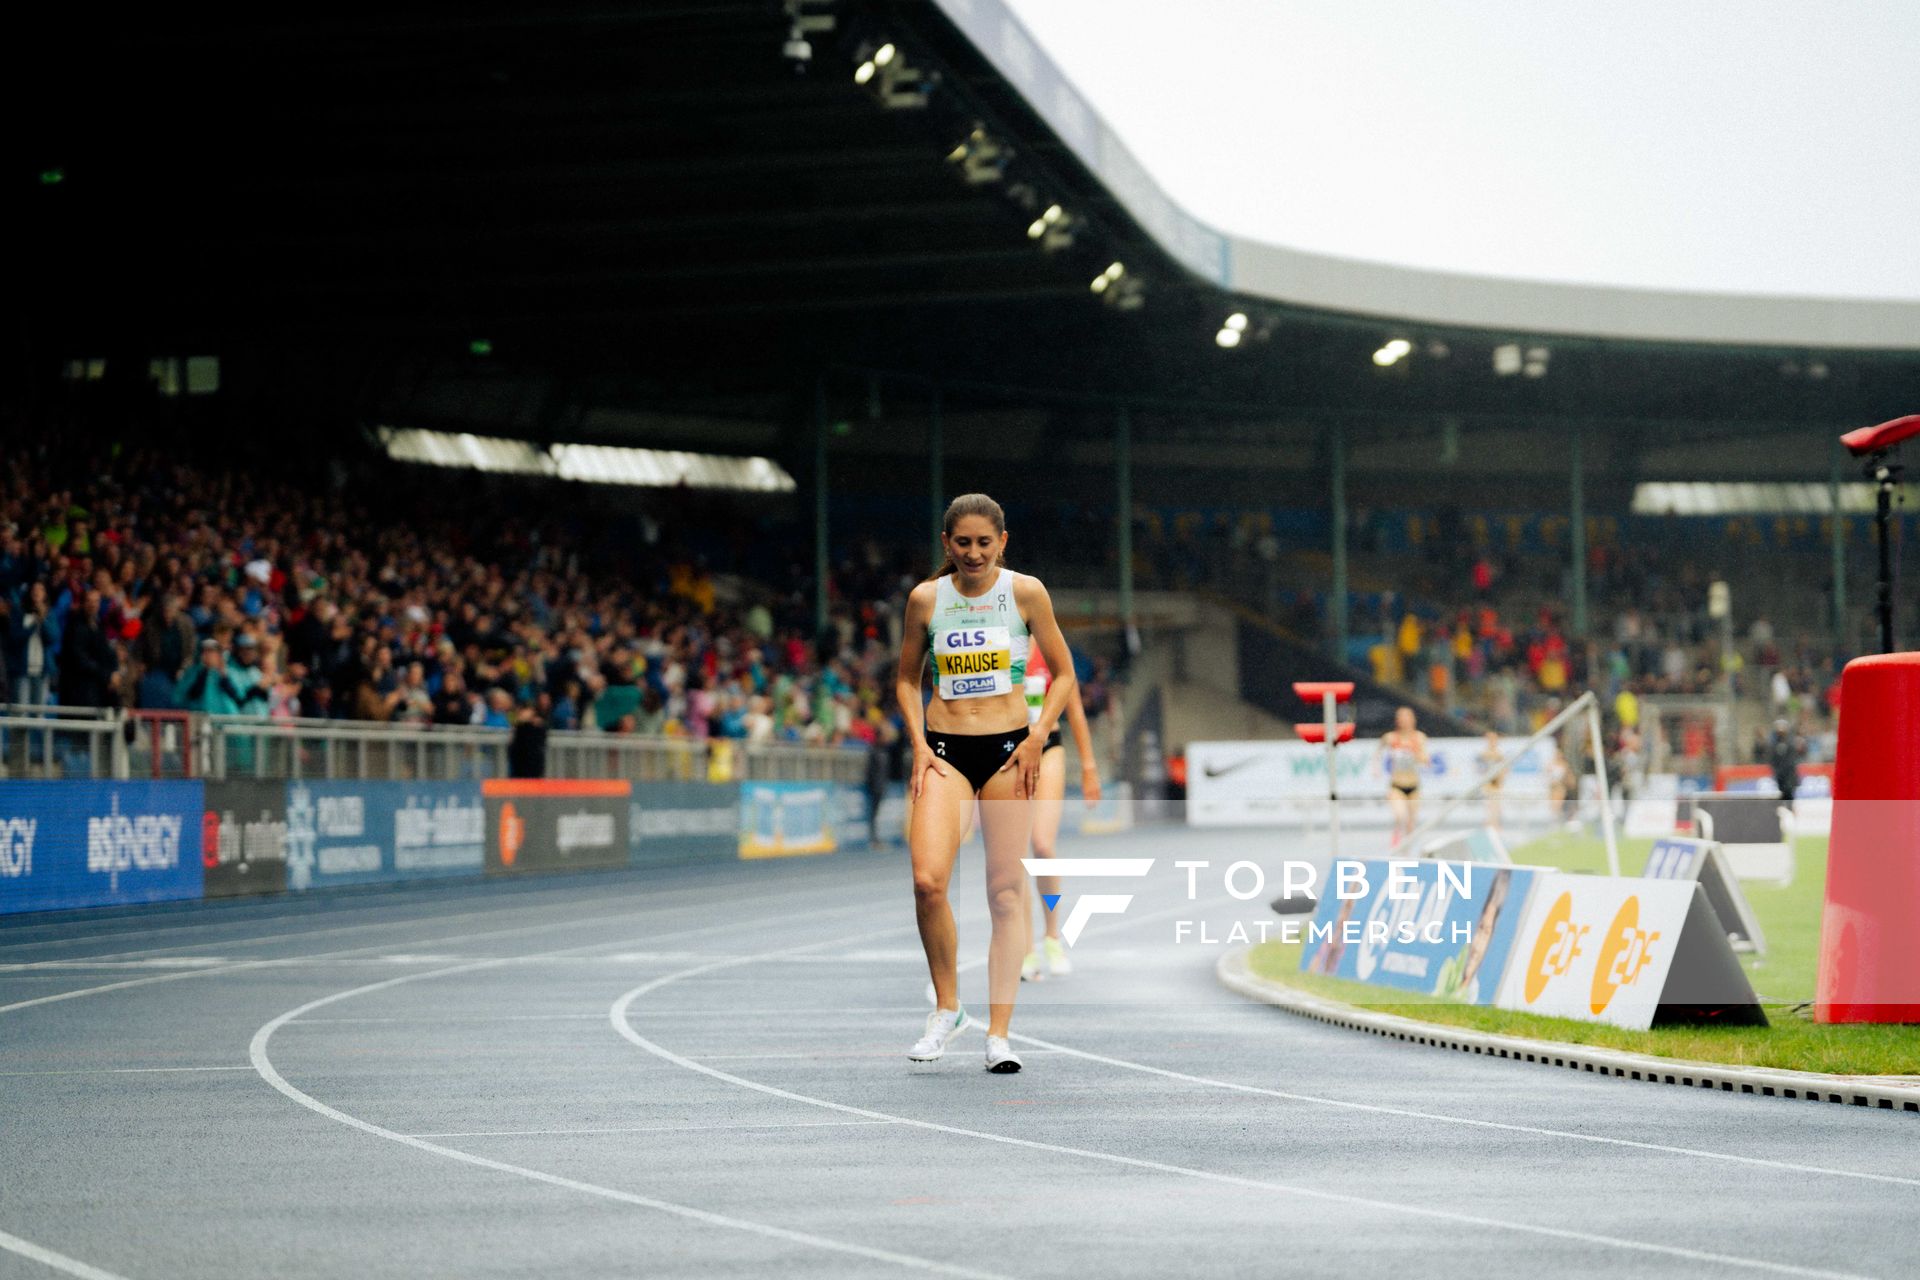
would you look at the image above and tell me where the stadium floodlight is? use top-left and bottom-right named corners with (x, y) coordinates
top-left (1492, 343), bottom-right (1523, 376)
top-left (1091, 263), bottom-right (1143, 311)
top-left (852, 40), bottom-right (932, 109)
top-left (1372, 338), bottom-right (1411, 367)
top-left (1022, 203), bottom-right (1074, 251)
top-left (1224, 312), bottom-right (1248, 333)
top-left (1215, 327), bottom-right (1242, 349)
top-left (782, 25), bottom-right (812, 70)
top-left (947, 126), bottom-right (1006, 184)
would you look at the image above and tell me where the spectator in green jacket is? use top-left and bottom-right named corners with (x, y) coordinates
top-left (176, 637), bottom-right (245, 716)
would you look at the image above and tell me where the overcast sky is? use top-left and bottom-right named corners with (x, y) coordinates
top-left (1002, 0), bottom-right (1920, 301)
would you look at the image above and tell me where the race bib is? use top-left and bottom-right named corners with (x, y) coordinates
top-left (934, 625), bottom-right (1013, 699)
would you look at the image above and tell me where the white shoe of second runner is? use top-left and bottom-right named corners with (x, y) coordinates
top-left (984, 1036), bottom-right (1023, 1073)
top-left (908, 1006), bottom-right (973, 1061)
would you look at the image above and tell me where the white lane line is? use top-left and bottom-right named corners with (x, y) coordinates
top-left (973, 892), bottom-right (1920, 1191)
top-left (0, 1066), bottom-right (252, 1077)
top-left (0, 872), bottom-right (875, 1017)
top-left (408, 1120), bottom-right (899, 1139)
top-left (0, 1228), bottom-right (135, 1280)
top-left (1008, 1029), bottom-right (1920, 1191)
top-left (289, 1007), bottom-right (929, 1025)
top-left (0, 859), bottom-right (854, 964)
top-left (246, 909), bottom-right (1012, 1280)
top-left (0, 959), bottom-right (235, 971)
top-left (609, 935), bottom-right (1877, 1280)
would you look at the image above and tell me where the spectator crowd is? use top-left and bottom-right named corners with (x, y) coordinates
top-left (0, 436), bottom-right (934, 754)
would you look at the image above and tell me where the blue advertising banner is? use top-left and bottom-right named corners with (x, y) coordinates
top-left (629, 781), bottom-right (740, 865)
top-left (285, 781), bottom-right (484, 891)
top-left (0, 781), bottom-right (205, 914)
top-left (1301, 858), bottom-right (1537, 1005)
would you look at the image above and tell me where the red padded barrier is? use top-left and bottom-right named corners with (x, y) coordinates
top-left (1815, 652), bottom-right (1920, 1023)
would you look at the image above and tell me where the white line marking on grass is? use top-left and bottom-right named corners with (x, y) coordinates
top-left (246, 906), bottom-right (1012, 1280)
top-left (0, 1228), bottom-right (135, 1280)
top-left (609, 927), bottom-right (1880, 1280)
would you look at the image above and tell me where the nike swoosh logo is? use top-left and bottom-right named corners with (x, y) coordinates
top-left (1203, 755), bottom-right (1265, 778)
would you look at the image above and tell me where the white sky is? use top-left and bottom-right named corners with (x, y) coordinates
top-left (1001, 0), bottom-right (1920, 301)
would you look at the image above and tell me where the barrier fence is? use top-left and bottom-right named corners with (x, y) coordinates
top-left (0, 707), bottom-right (866, 788)
top-left (2, 711), bottom-right (1135, 914)
top-left (1, 770), bottom-right (1135, 916)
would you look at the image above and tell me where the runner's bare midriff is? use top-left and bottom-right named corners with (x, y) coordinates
top-left (925, 688), bottom-right (1027, 736)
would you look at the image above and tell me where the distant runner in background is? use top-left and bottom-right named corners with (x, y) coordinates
top-left (1380, 706), bottom-right (1429, 847)
top-left (1478, 729), bottom-right (1505, 834)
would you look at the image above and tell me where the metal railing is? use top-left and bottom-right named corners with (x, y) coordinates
top-left (0, 707), bottom-right (124, 780)
top-left (0, 707), bottom-right (868, 786)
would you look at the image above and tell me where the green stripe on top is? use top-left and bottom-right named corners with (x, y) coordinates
top-left (927, 567), bottom-right (1027, 695)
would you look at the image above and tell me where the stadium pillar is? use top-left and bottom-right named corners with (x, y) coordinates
top-left (1117, 405), bottom-right (1134, 635)
top-left (1330, 420), bottom-right (1348, 663)
top-left (1570, 420), bottom-right (1588, 638)
top-left (930, 387), bottom-right (944, 572)
top-left (1831, 436), bottom-right (1848, 651)
top-left (814, 377), bottom-right (830, 638)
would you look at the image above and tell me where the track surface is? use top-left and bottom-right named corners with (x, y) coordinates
top-left (2, 826), bottom-right (1914, 1280)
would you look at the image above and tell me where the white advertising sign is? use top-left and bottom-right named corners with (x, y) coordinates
top-left (1185, 737), bottom-right (1556, 828)
top-left (1493, 873), bottom-right (1701, 1030)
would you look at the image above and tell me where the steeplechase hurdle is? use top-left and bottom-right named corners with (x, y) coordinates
top-left (1291, 681), bottom-right (1355, 858)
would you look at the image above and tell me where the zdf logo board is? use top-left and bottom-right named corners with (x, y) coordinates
top-left (1493, 873), bottom-right (1763, 1030)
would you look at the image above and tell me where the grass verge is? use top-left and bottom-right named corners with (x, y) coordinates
top-left (1244, 833), bottom-right (1920, 1077)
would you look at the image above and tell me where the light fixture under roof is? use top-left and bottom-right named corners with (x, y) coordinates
top-left (378, 428), bottom-right (797, 493)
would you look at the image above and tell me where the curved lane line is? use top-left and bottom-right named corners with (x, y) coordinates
top-left (0, 1228), bottom-right (136, 1280)
top-left (247, 910), bottom-right (1011, 1280)
top-left (1007, 1028), bottom-right (1920, 1191)
top-left (0, 872), bottom-right (880, 1016)
top-left (609, 934), bottom-right (1879, 1280)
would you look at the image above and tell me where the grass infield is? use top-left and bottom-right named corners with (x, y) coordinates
top-left (1245, 833), bottom-right (1920, 1078)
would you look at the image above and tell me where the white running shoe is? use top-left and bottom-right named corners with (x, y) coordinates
top-left (1021, 950), bottom-right (1043, 982)
top-left (984, 1036), bottom-right (1023, 1073)
top-left (1044, 936), bottom-right (1072, 977)
top-left (908, 1006), bottom-right (972, 1061)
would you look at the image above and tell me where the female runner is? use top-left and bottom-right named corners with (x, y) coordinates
top-left (897, 494), bottom-right (1076, 1073)
top-left (1380, 706), bottom-right (1429, 847)
top-left (1018, 643), bottom-right (1101, 981)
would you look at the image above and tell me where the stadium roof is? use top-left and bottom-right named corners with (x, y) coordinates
top-left (14, 2), bottom-right (1918, 475)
